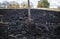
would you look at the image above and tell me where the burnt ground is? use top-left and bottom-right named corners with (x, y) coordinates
top-left (0, 9), bottom-right (60, 39)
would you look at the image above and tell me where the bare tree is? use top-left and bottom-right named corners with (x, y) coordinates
top-left (21, 2), bottom-right (33, 8)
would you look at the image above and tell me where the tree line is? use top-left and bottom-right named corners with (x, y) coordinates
top-left (0, 0), bottom-right (50, 8)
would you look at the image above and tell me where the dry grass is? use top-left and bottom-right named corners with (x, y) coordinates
top-left (34, 8), bottom-right (60, 12)
top-left (0, 8), bottom-right (60, 12)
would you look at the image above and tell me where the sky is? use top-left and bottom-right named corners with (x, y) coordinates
top-left (0, 0), bottom-right (60, 8)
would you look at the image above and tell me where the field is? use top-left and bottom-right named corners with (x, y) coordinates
top-left (0, 8), bottom-right (60, 11)
top-left (0, 9), bottom-right (60, 39)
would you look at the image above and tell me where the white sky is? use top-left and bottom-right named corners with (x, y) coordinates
top-left (0, 0), bottom-right (60, 8)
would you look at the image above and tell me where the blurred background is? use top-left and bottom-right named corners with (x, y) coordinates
top-left (0, 0), bottom-right (60, 9)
